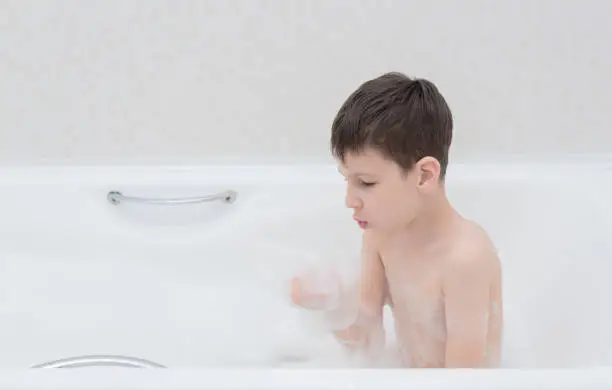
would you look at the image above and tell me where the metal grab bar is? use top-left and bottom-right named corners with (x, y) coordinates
top-left (107, 190), bottom-right (237, 206)
top-left (32, 354), bottom-right (166, 369)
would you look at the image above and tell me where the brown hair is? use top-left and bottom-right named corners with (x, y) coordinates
top-left (330, 72), bottom-right (453, 179)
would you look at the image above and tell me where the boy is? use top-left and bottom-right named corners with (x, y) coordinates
top-left (290, 72), bottom-right (503, 368)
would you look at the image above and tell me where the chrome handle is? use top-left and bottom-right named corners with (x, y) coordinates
top-left (107, 190), bottom-right (237, 206)
top-left (32, 354), bottom-right (165, 368)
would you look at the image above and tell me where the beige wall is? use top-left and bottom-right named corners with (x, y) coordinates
top-left (1, 1), bottom-right (610, 165)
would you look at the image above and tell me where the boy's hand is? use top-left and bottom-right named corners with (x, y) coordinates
top-left (289, 271), bottom-right (340, 311)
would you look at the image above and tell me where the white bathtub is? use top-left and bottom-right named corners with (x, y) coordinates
top-left (1, 161), bottom-right (612, 389)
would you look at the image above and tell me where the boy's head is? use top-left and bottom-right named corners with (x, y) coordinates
top-left (331, 72), bottom-right (453, 232)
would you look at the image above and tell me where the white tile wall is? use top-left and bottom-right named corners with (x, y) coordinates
top-left (1, 0), bottom-right (610, 165)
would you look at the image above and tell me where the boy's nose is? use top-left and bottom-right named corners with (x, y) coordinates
top-left (345, 193), bottom-right (362, 209)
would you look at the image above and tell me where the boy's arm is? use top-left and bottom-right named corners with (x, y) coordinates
top-left (442, 245), bottom-right (492, 368)
top-left (331, 231), bottom-right (387, 354)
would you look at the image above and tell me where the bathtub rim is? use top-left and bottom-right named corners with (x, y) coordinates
top-left (1, 156), bottom-right (612, 186)
top-left (1, 367), bottom-right (612, 390)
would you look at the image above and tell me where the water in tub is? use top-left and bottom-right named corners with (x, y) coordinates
top-left (0, 246), bottom-right (341, 367)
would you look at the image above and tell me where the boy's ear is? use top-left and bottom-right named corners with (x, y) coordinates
top-left (415, 156), bottom-right (441, 189)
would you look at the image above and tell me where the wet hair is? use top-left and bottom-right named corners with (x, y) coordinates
top-left (330, 72), bottom-right (453, 180)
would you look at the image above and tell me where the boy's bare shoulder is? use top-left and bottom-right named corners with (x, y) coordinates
top-left (445, 219), bottom-right (500, 276)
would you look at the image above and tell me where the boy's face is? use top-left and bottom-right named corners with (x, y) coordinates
top-left (338, 149), bottom-right (437, 233)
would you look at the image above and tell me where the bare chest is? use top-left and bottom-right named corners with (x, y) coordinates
top-left (379, 248), bottom-right (448, 366)
top-left (379, 247), bottom-right (446, 326)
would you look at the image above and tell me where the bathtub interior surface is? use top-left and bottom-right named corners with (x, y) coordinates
top-left (1, 163), bottom-right (612, 369)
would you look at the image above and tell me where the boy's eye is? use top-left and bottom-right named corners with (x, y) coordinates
top-left (359, 180), bottom-right (377, 187)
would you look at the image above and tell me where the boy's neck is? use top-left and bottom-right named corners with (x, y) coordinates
top-left (397, 189), bottom-right (459, 248)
